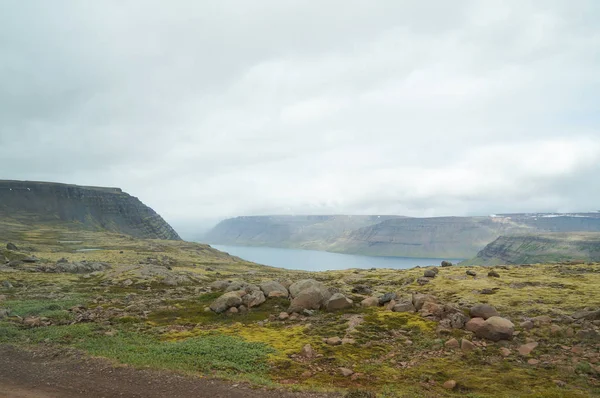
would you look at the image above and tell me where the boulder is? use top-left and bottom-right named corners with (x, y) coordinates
top-left (446, 312), bottom-right (469, 329)
top-left (445, 338), bottom-right (459, 349)
top-left (412, 293), bottom-right (436, 311)
top-left (392, 301), bottom-right (416, 313)
top-left (301, 344), bottom-right (316, 358)
top-left (443, 380), bottom-right (457, 390)
top-left (288, 286), bottom-right (331, 313)
top-left (423, 269), bottom-right (437, 278)
top-left (289, 279), bottom-right (329, 298)
top-left (417, 277), bottom-right (431, 285)
top-left (475, 316), bottom-right (514, 341)
top-left (6, 243), bottom-right (18, 251)
top-left (242, 290), bottom-right (266, 308)
top-left (465, 317), bottom-right (486, 333)
top-left (325, 337), bottom-right (342, 346)
top-left (378, 292), bottom-right (397, 305)
top-left (259, 281), bottom-right (288, 297)
top-left (470, 304), bottom-right (500, 320)
top-left (488, 270), bottom-right (500, 278)
top-left (572, 309), bottom-right (600, 321)
top-left (441, 261), bottom-right (453, 267)
top-left (326, 293), bottom-right (353, 311)
top-left (461, 339), bottom-right (475, 353)
top-left (361, 297), bottom-right (379, 307)
top-left (466, 270), bottom-right (477, 277)
top-left (351, 284), bottom-right (372, 295)
top-left (22, 256), bottom-right (38, 263)
top-left (209, 280), bottom-right (231, 291)
top-left (210, 291), bottom-right (243, 313)
top-left (518, 342), bottom-right (538, 356)
top-left (225, 281), bottom-right (249, 292)
top-left (339, 368), bottom-right (354, 377)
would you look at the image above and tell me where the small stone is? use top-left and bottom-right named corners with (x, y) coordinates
top-left (392, 301), bottom-right (416, 313)
top-left (518, 342), bottom-right (538, 356)
top-left (461, 339), bottom-right (475, 353)
top-left (488, 270), bottom-right (500, 278)
top-left (499, 347), bottom-right (511, 357)
top-left (6, 243), bottom-right (18, 251)
top-left (341, 338), bottom-right (356, 345)
top-left (465, 317), bottom-right (486, 333)
top-left (416, 277), bottom-right (431, 285)
top-left (554, 380), bottom-right (566, 388)
top-left (228, 307), bottom-right (238, 314)
top-left (470, 304), bottom-right (500, 320)
top-left (361, 297), bottom-right (379, 307)
top-left (339, 367), bottom-right (354, 377)
top-left (466, 270), bottom-right (477, 277)
top-left (445, 338), bottom-right (459, 349)
top-left (378, 292), bottom-right (397, 305)
top-left (325, 337), bottom-right (342, 346)
top-left (520, 320), bottom-right (534, 330)
top-left (443, 380), bottom-right (457, 390)
top-left (301, 344), bottom-right (316, 358)
top-left (550, 325), bottom-right (562, 335)
top-left (301, 371), bottom-right (312, 378)
top-left (527, 359), bottom-right (539, 365)
top-left (571, 346), bottom-right (584, 355)
top-left (279, 312), bottom-right (289, 320)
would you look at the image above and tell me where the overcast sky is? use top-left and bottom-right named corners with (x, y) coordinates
top-left (1, 1), bottom-right (599, 232)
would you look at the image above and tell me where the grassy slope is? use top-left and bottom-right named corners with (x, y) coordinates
top-left (1, 222), bottom-right (599, 397)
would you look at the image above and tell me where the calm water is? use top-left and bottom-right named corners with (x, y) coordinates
top-left (211, 244), bottom-right (464, 271)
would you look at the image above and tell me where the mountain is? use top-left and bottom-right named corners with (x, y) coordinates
top-left (204, 215), bottom-right (401, 250)
top-left (463, 232), bottom-right (600, 265)
top-left (205, 213), bottom-right (600, 258)
top-left (0, 180), bottom-right (180, 240)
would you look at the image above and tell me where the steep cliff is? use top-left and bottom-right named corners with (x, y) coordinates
top-left (204, 215), bottom-right (400, 250)
top-left (464, 233), bottom-right (600, 265)
top-left (0, 180), bottom-right (180, 240)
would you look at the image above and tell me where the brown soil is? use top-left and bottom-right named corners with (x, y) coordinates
top-left (0, 345), bottom-right (338, 398)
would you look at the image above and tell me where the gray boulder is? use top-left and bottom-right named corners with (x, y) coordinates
top-left (288, 286), bottom-right (331, 313)
top-left (392, 301), bottom-right (416, 313)
top-left (210, 291), bottom-right (243, 313)
top-left (470, 304), bottom-right (500, 320)
top-left (326, 293), bottom-right (353, 311)
top-left (242, 290), bottom-right (266, 308)
top-left (412, 293), bottom-right (436, 311)
top-left (6, 243), bottom-right (18, 251)
top-left (423, 269), bottom-right (437, 278)
top-left (441, 261), bottom-right (453, 267)
top-left (209, 280), bottom-right (231, 291)
top-left (259, 280), bottom-right (289, 297)
top-left (379, 292), bottom-right (397, 305)
top-left (225, 281), bottom-right (249, 292)
top-left (289, 279), bottom-right (329, 298)
top-left (475, 316), bottom-right (515, 341)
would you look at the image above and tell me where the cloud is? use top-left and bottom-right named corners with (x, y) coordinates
top-left (0, 0), bottom-right (599, 232)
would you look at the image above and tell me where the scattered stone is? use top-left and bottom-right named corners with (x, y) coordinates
top-left (209, 280), bottom-right (231, 291)
top-left (326, 293), bottom-right (353, 311)
top-left (412, 294), bottom-right (436, 311)
top-left (325, 337), bottom-right (342, 346)
top-left (225, 281), bottom-right (248, 292)
top-left (242, 290), bottom-right (266, 308)
top-left (289, 279), bottom-right (329, 298)
top-left (228, 307), bottom-right (239, 314)
top-left (576, 329), bottom-right (599, 341)
top-left (520, 320), bottom-right (534, 330)
top-left (470, 304), bottom-right (500, 320)
top-left (417, 277), bottom-right (431, 285)
top-left (361, 297), bottom-right (379, 307)
top-left (342, 338), bottom-right (356, 345)
top-left (6, 242), bottom-right (19, 251)
top-left (465, 317), bottom-right (486, 333)
top-left (351, 284), bottom-right (372, 295)
top-left (56, 261), bottom-right (110, 273)
top-left (499, 347), bottom-right (511, 357)
top-left (475, 316), bottom-right (515, 341)
top-left (259, 281), bottom-right (289, 297)
top-left (527, 359), bottom-right (539, 365)
top-left (301, 344), bottom-right (316, 358)
top-left (301, 371), bottom-right (312, 378)
top-left (488, 270), bottom-right (500, 278)
top-left (237, 305), bottom-right (248, 313)
top-left (121, 279), bottom-right (133, 287)
top-left (550, 325), bottom-right (563, 335)
top-left (210, 291), bottom-right (243, 313)
top-left (461, 339), bottom-right (475, 353)
top-left (572, 309), bottom-right (600, 321)
top-left (339, 367), bottom-right (354, 377)
top-left (423, 269), bottom-right (437, 278)
top-left (443, 380), bottom-right (456, 390)
top-left (22, 256), bottom-right (38, 263)
top-left (445, 338), bottom-right (459, 349)
top-left (378, 292), bottom-right (397, 305)
top-left (302, 309), bottom-right (315, 317)
top-left (384, 299), bottom-right (396, 311)
top-left (288, 286), bottom-right (332, 313)
top-left (441, 260), bottom-right (453, 267)
top-left (466, 269), bottom-right (477, 277)
top-left (480, 288), bottom-right (497, 295)
top-left (518, 342), bottom-right (538, 356)
top-left (532, 315), bottom-right (552, 326)
top-left (279, 312), bottom-right (289, 320)
top-left (392, 301), bottom-right (416, 313)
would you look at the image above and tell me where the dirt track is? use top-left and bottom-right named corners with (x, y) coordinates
top-left (0, 345), bottom-right (338, 398)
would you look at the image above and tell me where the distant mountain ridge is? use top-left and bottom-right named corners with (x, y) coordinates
top-left (205, 213), bottom-right (600, 258)
top-left (463, 232), bottom-right (600, 265)
top-left (0, 180), bottom-right (180, 240)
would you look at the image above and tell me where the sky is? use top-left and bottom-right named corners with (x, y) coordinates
top-left (1, 1), bottom-right (599, 234)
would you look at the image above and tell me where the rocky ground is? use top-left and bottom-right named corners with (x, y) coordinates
top-left (1, 233), bottom-right (599, 397)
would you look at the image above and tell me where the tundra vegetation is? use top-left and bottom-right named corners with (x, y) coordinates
top-left (1, 224), bottom-right (599, 397)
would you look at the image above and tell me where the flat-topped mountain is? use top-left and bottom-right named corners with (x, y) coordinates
top-left (0, 180), bottom-right (180, 240)
top-left (205, 213), bottom-right (600, 258)
top-left (463, 232), bottom-right (600, 265)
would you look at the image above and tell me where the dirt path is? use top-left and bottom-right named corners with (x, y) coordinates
top-left (0, 345), bottom-right (338, 398)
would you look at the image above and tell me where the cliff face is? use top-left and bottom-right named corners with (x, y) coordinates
top-left (464, 233), bottom-right (600, 265)
top-left (0, 180), bottom-right (180, 240)
top-left (205, 215), bottom-right (400, 250)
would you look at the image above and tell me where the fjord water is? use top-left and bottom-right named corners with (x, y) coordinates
top-left (211, 244), bottom-right (464, 271)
